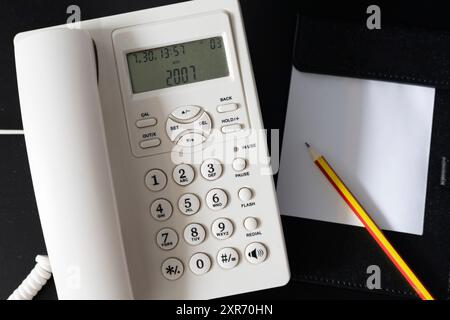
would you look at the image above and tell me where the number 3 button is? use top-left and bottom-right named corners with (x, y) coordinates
top-left (145, 169), bottom-right (167, 192)
top-left (201, 159), bottom-right (223, 181)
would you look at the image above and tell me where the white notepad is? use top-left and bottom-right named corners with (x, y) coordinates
top-left (277, 70), bottom-right (435, 235)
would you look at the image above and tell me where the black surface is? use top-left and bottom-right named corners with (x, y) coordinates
top-left (2, 0), bottom-right (449, 300)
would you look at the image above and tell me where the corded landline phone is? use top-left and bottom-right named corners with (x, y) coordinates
top-left (13, 0), bottom-right (290, 299)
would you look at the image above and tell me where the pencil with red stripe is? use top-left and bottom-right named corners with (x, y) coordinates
top-left (305, 142), bottom-right (434, 300)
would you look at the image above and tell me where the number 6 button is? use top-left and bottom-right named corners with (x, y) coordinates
top-left (206, 189), bottom-right (228, 211)
top-left (178, 193), bottom-right (200, 215)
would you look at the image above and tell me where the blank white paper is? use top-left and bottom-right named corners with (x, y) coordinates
top-left (277, 70), bottom-right (435, 235)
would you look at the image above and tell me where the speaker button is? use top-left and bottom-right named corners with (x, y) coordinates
top-left (245, 242), bottom-right (267, 264)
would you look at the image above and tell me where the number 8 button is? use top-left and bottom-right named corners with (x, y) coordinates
top-left (184, 223), bottom-right (206, 245)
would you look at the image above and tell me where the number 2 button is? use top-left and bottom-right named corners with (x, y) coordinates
top-left (145, 169), bottom-right (167, 192)
top-left (173, 164), bottom-right (195, 186)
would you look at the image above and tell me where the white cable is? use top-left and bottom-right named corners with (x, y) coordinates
top-left (0, 130), bottom-right (24, 135)
top-left (8, 255), bottom-right (52, 300)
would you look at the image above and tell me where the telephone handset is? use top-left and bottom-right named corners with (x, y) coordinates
top-left (14, 0), bottom-right (289, 299)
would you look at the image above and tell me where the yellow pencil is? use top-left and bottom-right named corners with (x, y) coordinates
top-left (306, 143), bottom-right (434, 300)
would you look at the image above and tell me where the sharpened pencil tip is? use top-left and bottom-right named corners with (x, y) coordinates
top-left (305, 142), bottom-right (310, 148)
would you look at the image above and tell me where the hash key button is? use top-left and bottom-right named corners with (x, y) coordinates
top-left (217, 247), bottom-right (239, 269)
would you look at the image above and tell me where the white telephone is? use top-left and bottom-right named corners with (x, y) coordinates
top-left (14, 0), bottom-right (289, 299)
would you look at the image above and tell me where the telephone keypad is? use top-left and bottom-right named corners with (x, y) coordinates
top-left (206, 188), bottom-right (228, 211)
top-left (184, 223), bottom-right (206, 246)
top-left (173, 164), bottom-right (195, 186)
top-left (156, 228), bottom-right (178, 251)
top-left (189, 253), bottom-right (211, 275)
top-left (178, 193), bottom-right (201, 215)
top-left (150, 198), bottom-right (173, 221)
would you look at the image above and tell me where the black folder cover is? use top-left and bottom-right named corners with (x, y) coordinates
top-left (283, 15), bottom-right (450, 299)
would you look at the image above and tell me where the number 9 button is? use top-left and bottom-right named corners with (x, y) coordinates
top-left (212, 218), bottom-right (234, 240)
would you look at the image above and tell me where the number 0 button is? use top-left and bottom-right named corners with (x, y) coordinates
top-left (156, 228), bottom-right (178, 251)
top-left (173, 164), bottom-right (195, 186)
top-left (184, 223), bottom-right (206, 246)
top-left (178, 193), bottom-right (201, 215)
top-left (150, 199), bottom-right (173, 221)
top-left (145, 169), bottom-right (167, 192)
top-left (201, 159), bottom-right (223, 181)
top-left (206, 189), bottom-right (228, 211)
top-left (189, 253), bottom-right (211, 275)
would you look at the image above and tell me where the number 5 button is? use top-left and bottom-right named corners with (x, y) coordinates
top-left (178, 193), bottom-right (201, 215)
top-left (145, 169), bottom-right (167, 192)
top-left (206, 189), bottom-right (228, 211)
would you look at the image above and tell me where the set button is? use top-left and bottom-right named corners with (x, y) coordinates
top-left (156, 228), bottom-right (178, 251)
top-left (206, 189), bottom-right (228, 211)
top-left (200, 159), bottom-right (223, 181)
top-left (173, 164), bottom-right (195, 186)
top-left (178, 193), bottom-right (201, 215)
top-left (184, 223), bottom-right (206, 246)
top-left (166, 106), bottom-right (212, 147)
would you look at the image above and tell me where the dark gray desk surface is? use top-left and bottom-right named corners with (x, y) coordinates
top-left (3, 0), bottom-right (443, 300)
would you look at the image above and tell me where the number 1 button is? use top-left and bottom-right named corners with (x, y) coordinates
top-left (145, 169), bottom-right (167, 192)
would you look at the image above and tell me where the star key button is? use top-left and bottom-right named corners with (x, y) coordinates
top-left (161, 258), bottom-right (184, 280)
